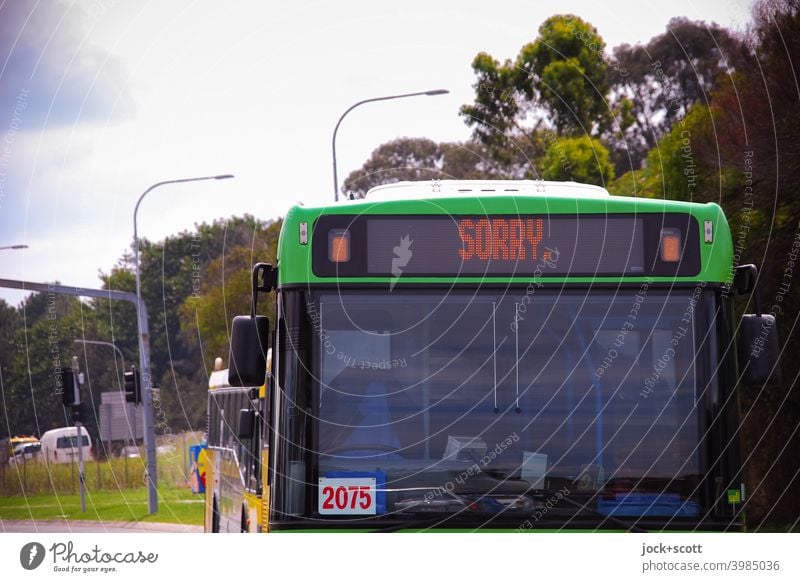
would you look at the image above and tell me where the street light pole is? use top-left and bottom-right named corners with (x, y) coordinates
top-left (331, 89), bottom-right (449, 201)
top-left (71, 356), bottom-right (87, 513)
top-left (73, 340), bottom-right (126, 405)
top-left (133, 174), bottom-right (233, 514)
top-left (73, 339), bottom-right (126, 375)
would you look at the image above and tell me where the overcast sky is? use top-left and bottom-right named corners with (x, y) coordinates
top-left (0, 0), bottom-right (753, 305)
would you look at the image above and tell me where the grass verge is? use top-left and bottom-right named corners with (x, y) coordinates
top-left (0, 485), bottom-right (204, 525)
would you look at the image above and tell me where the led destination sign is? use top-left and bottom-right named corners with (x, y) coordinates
top-left (312, 214), bottom-right (700, 278)
top-left (369, 216), bottom-right (642, 275)
top-left (458, 218), bottom-right (547, 261)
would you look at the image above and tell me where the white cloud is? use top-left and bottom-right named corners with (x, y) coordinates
top-left (0, 0), bottom-right (134, 128)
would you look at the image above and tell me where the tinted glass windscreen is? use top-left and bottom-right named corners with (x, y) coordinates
top-left (274, 290), bottom-right (705, 520)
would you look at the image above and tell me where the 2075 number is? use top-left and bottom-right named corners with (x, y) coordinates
top-left (321, 485), bottom-right (372, 510)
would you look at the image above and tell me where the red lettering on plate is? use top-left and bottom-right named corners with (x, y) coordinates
top-left (458, 219), bottom-right (475, 259)
top-left (318, 478), bottom-right (377, 515)
top-left (359, 486), bottom-right (372, 509)
top-left (492, 219), bottom-right (509, 260)
top-left (508, 219), bottom-right (525, 260)
top-left (457, 217), bottom-right (545, 262)
top-left (321, 486), bottom-right (334, 509)
top-left (526, 218), bottom-right (544, 260)
top-left (475, 219), bottom-right (492, 260)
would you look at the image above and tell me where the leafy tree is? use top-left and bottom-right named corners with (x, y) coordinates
top-left (180, 220), bottom-right (281, 369)
top-left (4, 293), bottom-right (88, 438)
top-left (0, 215), bottom-right (284, 442)
top-left (90, 262), bottom-right (139, 383)
top-left (540, 135), bottom-right (614, 185)
top-left (459, 52), bottom-right (527, 157)
top-left (609, 3), bottom-right (800, 526)
top-left (516, 15), bottom-right (610, 135)
top-left (691, 0), bottom-right (800, 526)
top-left (132, 214), bottom-right (278, 431)
top-left (173, 218), bottom-right (281, 429)
top-left (461, 14), bottom-right (611, 153)
top-left (343, 138), bottom-right (443, 198)
top-left (608, 104), bottom-right (734, 201)
top-left (0, 300), bottom-right (21, 438)
top-left (343, 138), bottom-right (511, 198)
top-left (609, 18), bottom-right (749, 170)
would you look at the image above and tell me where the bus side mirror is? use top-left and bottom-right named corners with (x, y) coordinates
top-left (738, 314), bottom-right (781, 385)
top-left (228, 315), bottom-right (270, 387)
top-left (229, 262), bottom-right (277, 387)
top-left (733, 264), bottom-right (781, 385)
top-left (238, 409), bottom-right (256, 440)
top-left (733, 264), bottom-right (757, 295)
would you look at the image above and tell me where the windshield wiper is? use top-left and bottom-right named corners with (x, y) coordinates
top-left (373, 490), bottom-right (649, 533)
top-left (374, 513), bottom-right (462, 533)
top-left (527, 489), bottom-right (648, 533)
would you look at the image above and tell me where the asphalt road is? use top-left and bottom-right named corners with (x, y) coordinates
top-left (0, 519), bottom-right (202, 533)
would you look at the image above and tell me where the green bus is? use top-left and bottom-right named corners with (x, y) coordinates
top-left (223, 179), bottom-right (779, 532)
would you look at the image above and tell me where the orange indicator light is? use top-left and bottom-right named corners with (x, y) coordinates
top-left (329, 230), bottom-right (350, 263)
top-left (660, 228), bottom-right (682, 262)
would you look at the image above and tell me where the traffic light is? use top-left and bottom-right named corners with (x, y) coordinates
top-left (124, 366), bottom-right (141, 404)
top-left (62, 368), bottom-right (78, 407)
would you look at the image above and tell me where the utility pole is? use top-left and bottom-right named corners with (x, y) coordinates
top-left (71, 356), bottom-right (87, 513)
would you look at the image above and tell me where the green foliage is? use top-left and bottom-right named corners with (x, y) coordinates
top-left (0, 300), bottom-right (20, 402)
top-left (133, 215), bottom-right (279, 431)
top-left (461, 13), bottom-right (610, 160)
top-left (696, 0), bottom-right (800, 526)
top-left (343, 137), bottom-right (444, 197)
top-left (516, 15), bottom-right (610, 135)
top-left (461, 14), bottom-right (746, 175)
top-left (343, 138), bottom-right (511, 198)
top-left (3, 293), bottom-right (87, 438)
top-left (540, 135), bottom-right (614, 185)
top-left (609, 18), bottom-right (747, 170)
top-left (0, 215), bottom-right (282, 442)
top-left (609, 105), bottom-right (726, 200)
top-left (460, 52), bottom-right (523, 154)
top-left (179, 219), bottom-right (281, 367)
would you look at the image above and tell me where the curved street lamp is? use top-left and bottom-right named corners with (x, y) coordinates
top-left (332, 89), bottom-right (449, 201)
top-left (132, 173), bottom-right (233, 513)
top-left (73, 339), bottom-right (126, 379)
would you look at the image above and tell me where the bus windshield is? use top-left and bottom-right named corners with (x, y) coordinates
top-left (298, 288), bottom-right (707, 521)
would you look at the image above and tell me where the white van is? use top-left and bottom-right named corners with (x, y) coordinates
top-left (40, 427), bottom-right (92, 464)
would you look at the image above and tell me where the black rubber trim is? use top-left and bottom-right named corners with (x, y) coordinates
top-left (278, 282), bottom-right (725, 291)
top-left (266, 516), bottom-right (742, 532)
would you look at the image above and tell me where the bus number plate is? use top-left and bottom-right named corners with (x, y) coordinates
top-left (318, 477), bottom-right (376, 515)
